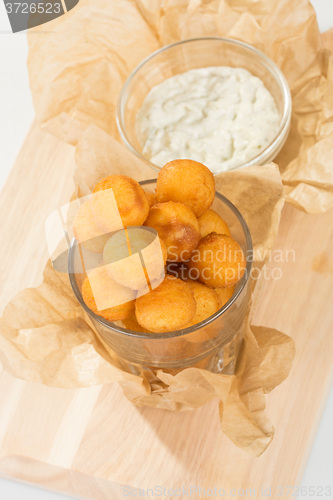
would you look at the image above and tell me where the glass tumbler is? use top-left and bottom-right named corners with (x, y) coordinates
top-left (68, 180), bottom-right (253, 374)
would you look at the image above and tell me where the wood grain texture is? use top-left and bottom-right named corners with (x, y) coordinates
top-left (0, 130), bottom-right (332, 496)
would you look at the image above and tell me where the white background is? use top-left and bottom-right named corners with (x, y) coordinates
top-left (0, 1), bottom-right (332, 499)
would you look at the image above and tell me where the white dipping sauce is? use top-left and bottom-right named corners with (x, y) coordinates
top-left (136, 66), bottom-right (280, 173)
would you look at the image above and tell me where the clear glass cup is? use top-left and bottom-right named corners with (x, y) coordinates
top-left (68, 180), bottom-right (253, 374)
top-left (117, 37), bottom-right (291, 175)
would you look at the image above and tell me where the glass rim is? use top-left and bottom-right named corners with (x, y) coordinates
top-left (116, 36), bottom-right (292, 175)
top-left (68, 179), bottom-right (253, 340)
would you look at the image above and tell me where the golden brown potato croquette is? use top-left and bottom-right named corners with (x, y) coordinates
top-left (92, 175), bottom-right (149, 231)
top-left (144, 201), bottom-right (200, 261)
top-left (187, 233), bottom-right (246, 288)
top-left (198, 209), bottom-right (231, 239)
top-left (185, 280), bottom-right (220, 327)
top-left (156, 159), bottom-right (215, 217)
top-left (184, 280), bottom-right (221, 343)
top-left (135, 276), bottom-right (196, 333)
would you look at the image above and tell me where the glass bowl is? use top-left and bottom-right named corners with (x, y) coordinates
top-left (68, 180), bottom-right (252, 374)
top-left (117, 37), bottom-right (291, 175)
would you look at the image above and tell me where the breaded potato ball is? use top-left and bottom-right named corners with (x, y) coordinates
top-left (187, 233), bottom-right (246, 288)
top-left (103, 228), bottom-right (167, 290)
top-left (184, 281), bottom-right (225, 344)
top-left (126, 282), bottom-right (190, 361)
top-left (135, 276), bottom-right (196, 333)
top-left (82, 267), bottom-right (135, 321)
top-left (144, 201), bottom-right (200, 261)
top-left (156, 159), bottom-right (215, 217)
top-left (198, 209), bottom-right (231, 239)
top-left (185, 280), bottom-right (220, 328)
top-left (92, 175), bottom-right (149, 231)
top-left (144, 190), bottom-right (157, 208)
top-left (215, 286), bottom-right (235, 307)
top-left (73, 200), bottom-right (109, 253)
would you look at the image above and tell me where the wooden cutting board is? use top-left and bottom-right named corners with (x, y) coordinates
top-left (1, 72), bottom-right (333, 497)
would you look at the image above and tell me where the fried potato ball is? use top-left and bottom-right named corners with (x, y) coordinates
top-left (156, 159), bottom-right (215, 217)
top-left (103, 228), bottom-right (167, 290)
top-left (144, 201), bottom-right (200, 261)
top-left (92, 175), bottom-right (149, 231)
top-left (73, 200), bottom-right (109, 253)
top-left (135, 276), bottom-right (196, 333)
top-left (144, 190), bottom-right (157, 208)
top-left (185, 281), bottom-right (221, 327)
top-left (81, 267), bottom-right (135, 321)
top-left (198, 209), bottom-right (231, 239)
top-left (123, 296), bottom-right (189, 360)
top-left (184, 281), bottom-right (221, 343)
top-left (215, 285), bottom-right (235, 307)
top-left (187, 233), bottom-right (246, 288)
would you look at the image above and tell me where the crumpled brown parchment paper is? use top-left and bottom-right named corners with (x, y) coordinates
top-left (0, 120), bottom-right (295, 456)
top-left (26, 0), bottom-right (333, 213)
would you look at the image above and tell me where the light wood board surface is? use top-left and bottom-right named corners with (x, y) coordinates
top-left (0, 123), bottom-right (332, 498)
